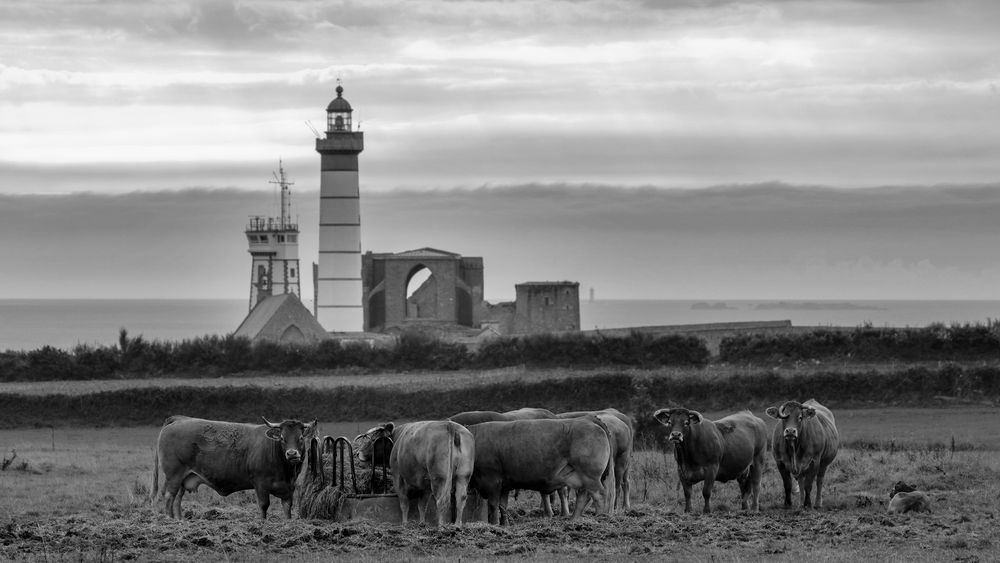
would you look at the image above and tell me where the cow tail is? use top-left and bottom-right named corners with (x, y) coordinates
top-left (449, 424), bottom-right (461, 523)
top-left (589, 416), bottom-right (614, 484)
top-left (150, 447), bottom-right (160, 500)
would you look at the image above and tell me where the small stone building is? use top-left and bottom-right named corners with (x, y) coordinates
top-left (513, 282), bottom-right (581, 334)
top-left (234, 293), bottom-right (331, 344)
top-left (362, 248), bottom-right (484, 332)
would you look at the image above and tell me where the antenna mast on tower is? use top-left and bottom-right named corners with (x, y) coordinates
top-left (269, 159), bottom-right (295, 229)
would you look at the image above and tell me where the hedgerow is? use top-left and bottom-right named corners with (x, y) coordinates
top-left (0, 329), bottom-right (710, 382)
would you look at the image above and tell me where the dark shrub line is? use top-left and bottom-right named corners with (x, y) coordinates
top-left (718, 323), bottom-right (1000, 364)
top-left (0, 330), bottom-right (709, 382)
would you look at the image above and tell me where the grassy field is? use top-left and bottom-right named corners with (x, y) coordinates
top-left (1, 409), bottom-right (998, 561)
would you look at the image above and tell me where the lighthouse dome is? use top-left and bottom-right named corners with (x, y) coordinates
top-left (326, 85), bottom-right (353, 113)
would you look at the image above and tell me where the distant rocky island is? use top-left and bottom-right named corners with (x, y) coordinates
top-left (752, 301), bottom-right (886, 311)
top-left (691, 302), bottom-right (738, 310)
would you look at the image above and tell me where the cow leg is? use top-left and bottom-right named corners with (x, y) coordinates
top-left (164, 487), bottom-right (181, 518)
top-left (800, 474), bottom-right (814, 509)
top-left (432, 474), bottom-right (453, 528)
top-left (815, 463), bottom-right (830, 508)
top-left (397, 489), bottom-right (411, 526)
top-left (559, 487), bottom-right (570, 516)
top-left (281, 496), bottom-right (293, 519)
top-left (486, 494), bottom-right (500, 525)
top-left (416, 490), bottom-right (430, 525)
top-left (750, 460), bottom-right (763, 512)
top-left (255, 487), bottom-right (271, 519)
top-left (619, 465), bottom-right (631, 511)
top-left (499, 492), bottom-right (510, 526)
top-left (453, 475), bottom-right (470, 528)
top-left (540, 492), bottom-right (553, 517)
top-left (701, 477), bottom-right (715, 514)
top-left (737, 471), bottom-right (751, 510)
top-left (681, 480), bottom-right (694, 513)
top-left (776, 462), bottom-right (793, 507)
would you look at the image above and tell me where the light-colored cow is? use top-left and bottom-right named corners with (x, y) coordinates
top-left (355, 420), bottom-right (475, 527)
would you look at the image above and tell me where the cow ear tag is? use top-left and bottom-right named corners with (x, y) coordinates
top-left (265, 427), bottom-right (282, 441)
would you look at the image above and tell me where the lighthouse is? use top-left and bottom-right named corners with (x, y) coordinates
top-left (245, 161), bottom-right (301, 311)
top-left (314, 84), bottom-right (364, 331)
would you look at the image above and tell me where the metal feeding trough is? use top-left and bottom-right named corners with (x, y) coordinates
top-left (297, 434), bottom-right (487, 525)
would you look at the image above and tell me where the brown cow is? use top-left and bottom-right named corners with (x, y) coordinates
top-left (152, 415), bottom-right (316, 519)
top-left (653, 407), bottom-right (767, 513)
top-left (355, 421), bottom-right (476, 527)
top-left (467, 417), bottom-right (614, 524)
top-left (765, 399), bottom-right (840, 508)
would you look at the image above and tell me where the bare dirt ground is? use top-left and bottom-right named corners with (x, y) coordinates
top-left (1, 417), bottom-right (997, 562)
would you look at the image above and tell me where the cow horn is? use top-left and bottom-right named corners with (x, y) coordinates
top-left (778, 401), bottom-right (801, 419)
top-left (261, 416), bottom-right (281, 428)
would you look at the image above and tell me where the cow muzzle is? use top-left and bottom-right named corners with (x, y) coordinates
top-left (669, 431), bottom-right (684, 443)
top-left (284, 449), bottom-right (302, 463)
top-left (783, 428), bottom-right (798, 441)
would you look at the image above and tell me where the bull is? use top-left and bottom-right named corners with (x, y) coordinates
top-left (354, 421), bottom-right (476, 527)
top-left (765, 399), bottom-right (839, 509)
top-left (466, 417), bottom-right (614, 524)
top-left (653, 407), bottom-right (767, 513)
top-left (152, 415), bottom-right (317, 519)
top-left (555, 408), bottom-right (635, 512)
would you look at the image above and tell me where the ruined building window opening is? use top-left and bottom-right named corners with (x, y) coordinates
top-left (405, 265), bottom-right (435, 319)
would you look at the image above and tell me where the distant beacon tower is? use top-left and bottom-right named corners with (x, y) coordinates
top-left (314, 83), bottom-right (364, 331)
top-left (245, 161), bottom-right (301, 312)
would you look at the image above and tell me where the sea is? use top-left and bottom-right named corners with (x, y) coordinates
top-left (2, 299), bottom-right (1000, 352)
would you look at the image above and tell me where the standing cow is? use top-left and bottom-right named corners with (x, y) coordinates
top-left (355, 420), bottom-right (476, 527)
top-left (765, 399), bottom-right (839, 509)
top-left (152, 415), bottom-right (317, 519)
top-left (653, 407), bottom-right (767, 513)
top-left (555, 408), bottom-right (634, 512)
top-left (449, 407), bottom-right (563, 515)
top-left (467, 417), bottom-right (614, 524)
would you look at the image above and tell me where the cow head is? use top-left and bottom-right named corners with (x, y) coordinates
top-left (653, 407), bottom-right (704, 443)
top-left (262, 417), bottom-right (318, 464)
top-left (765, 401), bottom-right (816, 442)
top-left (354, 423), bottom-right (395, 466)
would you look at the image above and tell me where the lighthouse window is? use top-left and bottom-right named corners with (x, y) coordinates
top-left (290, 268), bottom-right (296, 278)
top-left (288, 235), bottom-right (297, 243)
top-left (258, 235), bottom-right (268, 243)
top-left (277, 235), bottom-right (285, 243)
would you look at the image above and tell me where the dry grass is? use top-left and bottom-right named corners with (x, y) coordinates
top-left (1, 414), bottom-right (998, 561)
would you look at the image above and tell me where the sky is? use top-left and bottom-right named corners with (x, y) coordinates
top-left (1, 0), bottom-right (999, 301)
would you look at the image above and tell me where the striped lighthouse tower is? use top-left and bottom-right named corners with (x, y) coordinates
top-left (314, 84), bottom-right (364, 331)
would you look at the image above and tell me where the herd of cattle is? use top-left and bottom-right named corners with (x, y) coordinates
top-left (151, 399), bottom-right (920, 526)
